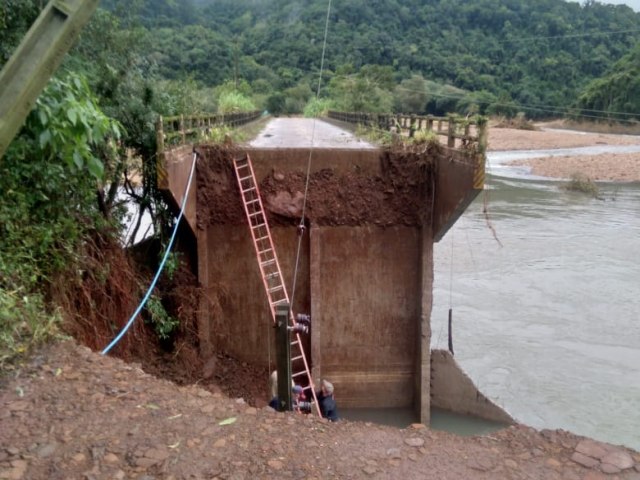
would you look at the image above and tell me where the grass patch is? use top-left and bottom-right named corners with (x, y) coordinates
top-left (231, 115), bottom-right (270, 145)
top-left (0, 288), bottom-right (61, 369)
top-left (355, 124), bottom-right (395, 146)
top-left (411, 129), bottom-right (439, 145)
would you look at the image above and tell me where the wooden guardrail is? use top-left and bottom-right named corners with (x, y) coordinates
top-left (327, 111), bottom-right (487, 154)
top-left (156, 111), bottom-right (261, 154)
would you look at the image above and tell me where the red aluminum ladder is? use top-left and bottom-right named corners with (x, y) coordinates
top-left (233, 154), bottom-right (321, 416)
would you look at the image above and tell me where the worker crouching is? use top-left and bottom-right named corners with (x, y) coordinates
top-left (316, 379), bottom-right (338, 422)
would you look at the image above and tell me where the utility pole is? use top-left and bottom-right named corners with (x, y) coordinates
top-left (275, 303), bottom-right (292, 411)
top-left (0, 0), bottom-right (100, 160)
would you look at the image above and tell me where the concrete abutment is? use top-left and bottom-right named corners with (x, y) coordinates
top-left (161, 137), bottom-right (502, 424)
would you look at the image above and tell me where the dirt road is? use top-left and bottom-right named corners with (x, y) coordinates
top-left (249, 118), bottom-right (376, 149)
top-left (2, 341), bottom-right (639, 479)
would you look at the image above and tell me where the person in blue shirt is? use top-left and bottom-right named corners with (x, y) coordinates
top-left (316, 379), bottom-right (338, 421)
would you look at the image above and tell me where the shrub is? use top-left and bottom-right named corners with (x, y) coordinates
top-left (562, 172), bottom-right (600, 197)
top-left (303, 98), bottom-right (333, 118)
top-left (145, 294), bottom-right (178, 340)
top-left (0, 288), bottom-right (61, 368)
top-left (217, 91), bottom-right (256, 114)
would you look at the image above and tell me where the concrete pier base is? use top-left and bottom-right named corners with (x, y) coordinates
top-left (160, 136), bottom-right (486, 424)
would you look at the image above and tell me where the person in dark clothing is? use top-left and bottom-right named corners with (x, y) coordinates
top-left (316, 379), bottom-right (338, 421)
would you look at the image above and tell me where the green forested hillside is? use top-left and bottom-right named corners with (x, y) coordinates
top-left (577, 41), bottom-right (640, 119)
top-left (93, 0), bottom-right (640, 119)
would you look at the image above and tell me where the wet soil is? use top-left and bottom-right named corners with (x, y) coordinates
top-left (2, 341), bottom-right (640, 480)
top-left (196, 143), bottom-right (437, 230)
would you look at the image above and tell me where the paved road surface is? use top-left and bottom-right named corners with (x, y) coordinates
top-left (249, 117), bottom-right (376, 149)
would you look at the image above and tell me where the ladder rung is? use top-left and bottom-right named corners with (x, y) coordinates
top-left (239, 175), bottom-right (253, 182)
top-left (291, 355), bottom-right (303, 362)
top-left (302, 385), bottom-right (312, 391)
top-left (292, 371), bottom-right (306, 378)
top-left (258, 248), bottom-right (272, 256)
top-left (249, 211), bottom-right (263, 218)
top-left (242, 186), bottom-right (256, 193)
top-left (256, 235), bottom-right (269, 242)
top-left (268, 285), bottom-right (283, 293)
top-left (261, 259), bottom-right (276, 267)
top-left (252, 223), bottom-right (266, 229)
top-left (266, 272), bottom-right (279, 279)
top-left (291, 340), bottom-right (299, 347)
top-left (247, 199), bottom-right (260, 205)
top-left (271, 299), bottom-right (288, 306)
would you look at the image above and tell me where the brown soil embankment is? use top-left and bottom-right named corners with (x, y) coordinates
top-left (196, 143), bottom-right (437, 229)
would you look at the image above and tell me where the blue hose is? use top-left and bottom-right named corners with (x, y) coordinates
top-left (101, 151), bottom-right (199, 355)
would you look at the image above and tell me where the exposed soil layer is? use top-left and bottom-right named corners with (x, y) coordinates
top-left (196, 143), bottom-right (437, 229)
top-left (2, 341), bottom-right (640, 480)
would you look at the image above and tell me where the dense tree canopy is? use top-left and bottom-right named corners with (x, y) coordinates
top-left (90, 0), bottom-right (640, 119)
top-left (577, 42), bottom-right (640, 120)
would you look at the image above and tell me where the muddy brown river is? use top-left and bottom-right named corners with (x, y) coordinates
top-left (433, 152), bottom-right (640, 450)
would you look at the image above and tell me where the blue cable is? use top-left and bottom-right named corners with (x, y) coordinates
top-left (101, 150), bottom-right (199, 355)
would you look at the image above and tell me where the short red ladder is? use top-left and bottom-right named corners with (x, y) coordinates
top-left (233, 154), bottom-right (321, 416)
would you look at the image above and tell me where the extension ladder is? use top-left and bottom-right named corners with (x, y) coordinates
top-left (233, 154), bottom-right (321, 416)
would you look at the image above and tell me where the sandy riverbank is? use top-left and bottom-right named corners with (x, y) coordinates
top-left (488, 126), bottom-right (640, 181)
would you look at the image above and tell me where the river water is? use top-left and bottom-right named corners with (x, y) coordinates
top-left (432, 148), bottom-right (640, 450)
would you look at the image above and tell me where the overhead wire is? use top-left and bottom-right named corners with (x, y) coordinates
top-left (501, 27), bottom-right (640, 43)
top-left (289, 0), bottom-right (332, 310)
top-left (392, 86), bottom-right (640, 124)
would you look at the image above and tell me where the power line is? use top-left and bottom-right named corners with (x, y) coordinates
top-left (290, 0), bottom-right (332, 311)
top-left (393, 86), bottom-right (640, 123)
top-left (503, 27), bottom-right (640, 44)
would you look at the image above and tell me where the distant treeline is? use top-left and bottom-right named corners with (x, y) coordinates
top-left (4, 0), bottom-right (640, 120)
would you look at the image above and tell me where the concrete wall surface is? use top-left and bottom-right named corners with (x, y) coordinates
top-left (203, 225), bottom-right (310, 365)
top-left (313, 226), bottom-right (420, 408)
top-left (161, 145), bottom-right (197, 235)
top-left (431, 349), bottom-right (515, 424)
top-left (432, 151), bottom-right (483, 242)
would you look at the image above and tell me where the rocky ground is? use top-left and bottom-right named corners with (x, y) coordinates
top-left (488, 126), bottom-right (640, 181)
top-left (2, 341), bottom-right (640, 480)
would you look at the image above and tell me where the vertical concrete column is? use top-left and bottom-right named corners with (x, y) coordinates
top-left (197, 228), bottom-right (213, 359)
top-left (416, 224), bottom-right (434, 424)
top-left (310, 224), bottom-right (322, 383)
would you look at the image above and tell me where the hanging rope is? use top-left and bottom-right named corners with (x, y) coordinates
top-left (289, 0), bottom-right (332, 309)
top-left (101, 150), bottom-right (199, 355)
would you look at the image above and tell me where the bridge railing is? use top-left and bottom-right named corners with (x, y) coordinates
top-left (156, 111), bottom-right (261, 154)
top-left (327, 111), bottom-right (487, 154)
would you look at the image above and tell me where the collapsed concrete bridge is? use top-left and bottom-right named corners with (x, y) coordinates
top-left (157, 113), bottom-right (512, 425)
